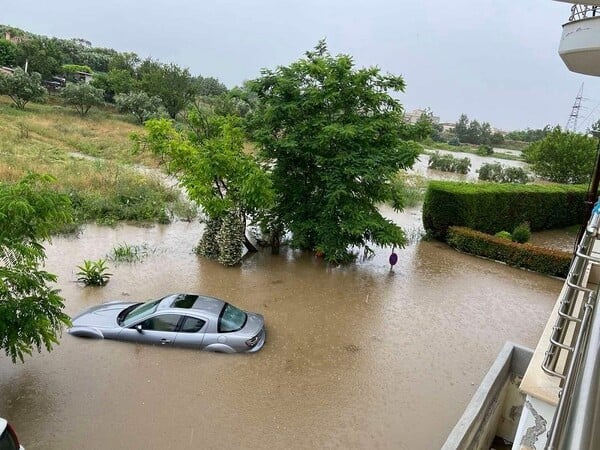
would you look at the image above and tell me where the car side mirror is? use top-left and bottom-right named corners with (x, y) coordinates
top-left (135, 324), bottom-right (143, 333)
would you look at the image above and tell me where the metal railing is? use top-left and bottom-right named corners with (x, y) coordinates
top-left (545, 202), bottom-right (600, 449)
top-left (569, 4), bottom-right (600, 21)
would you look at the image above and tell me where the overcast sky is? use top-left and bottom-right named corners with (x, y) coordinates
top-left (3, 0), bottom-right (599, 131)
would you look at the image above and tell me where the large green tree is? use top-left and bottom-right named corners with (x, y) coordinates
top-left (0, 174), bottom-right (72, 363)
top-left (137, 59), bottom-right (196, 119)
top-left (248, 41), bottom-right (420, 263)
top-left (0, 39), bottom-right (17, 66)
top-left (0, 68), bottom-right (46, 109)
top-left (524, 127), bottom-right (596, 184)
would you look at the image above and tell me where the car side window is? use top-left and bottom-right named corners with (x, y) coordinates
top-left (139, 314), bottom-right (181, 332)
top-left (180, 316), bottom-right (206, 333)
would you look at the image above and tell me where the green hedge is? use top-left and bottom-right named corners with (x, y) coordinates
top-left (423, 181), bottom-right (586, 239)
top-left (447, 226), bottom-right (572, 277)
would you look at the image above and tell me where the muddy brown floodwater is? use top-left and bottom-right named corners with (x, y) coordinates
top-left (0, 207), bottom-right (562, 450)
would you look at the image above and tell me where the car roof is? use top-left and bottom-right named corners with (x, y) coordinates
top-left (0, 418), bottom-right (7, 432)
top-left (157, 293), bottom-right (226, 317)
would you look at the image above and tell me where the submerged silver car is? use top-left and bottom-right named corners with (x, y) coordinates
top-left (68, 293), bottom-right (265, 353)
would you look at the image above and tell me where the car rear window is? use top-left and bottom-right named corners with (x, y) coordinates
top-left (218, 303), bottom-right (247, 333)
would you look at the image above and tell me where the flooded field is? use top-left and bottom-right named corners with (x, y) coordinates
top-left (413, 149), bottom-right (528, 181)
top-left (0, 207), bottom-right (562, 450)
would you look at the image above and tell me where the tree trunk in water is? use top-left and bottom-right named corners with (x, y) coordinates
top-left (271, 231), bottom-right (280, 255)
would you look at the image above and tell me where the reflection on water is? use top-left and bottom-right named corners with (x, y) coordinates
top-left (0, 215), bottom-right (561, 450)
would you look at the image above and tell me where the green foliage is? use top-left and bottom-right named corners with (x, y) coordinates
top-left (61, 64), bottom-right (93, 74)
top-left (478, 163), bottom-right (529, 183)
top-left (422, 181), bottom-right (586, 240)
top-left (67, 171), bottom-right (177, 225)
top-left (401, 110), bottom-right (435, 141)
top-left (495, 230), bottom-right (512, 240)
top-left (91, 69), bottom-right (136, 102)
top-left (0, 39), bottom-right (17, 66)
top-left (448, 136), bottom-right (460, 146)
top-left (428, 152), bottom-right (471, 174)
top-left (193, 75), bottom-right (228, 97)
top-left (505, 126), bottom-right (551, 143)
top-left (511, 222), bottom-right (531, 244)
top-left (61, 82), bottom-right (104, 116)
top-left (447, 226), bottom-right (571, 277)
top-left (107, 242), bottom-right (153, 263)
top-left (0, 173), bottom-right (73, 362)
top-left (76, 259), bottom-right (112, 285)
top-left (115, 91), bottom-right (164, 123)
top-left (524, 127), bottom-right (596, 184)
top-left (395, 174), bottom-right (428, 208)
top-left (137, 59), bottom-right (196, 119)
top-left (454, 114), bottom-right (492, 145)
top-left (0, 68), bottom-right (46, 109)
top-left (477, 144), bottom-right (493, 156)
top-left (247, 41), bottom-right (419, 263)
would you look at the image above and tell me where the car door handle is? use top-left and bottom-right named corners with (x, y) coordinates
top-left (160, 338), bottom-right (171, 344)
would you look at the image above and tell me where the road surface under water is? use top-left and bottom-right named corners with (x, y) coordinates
top-left (0, 208), bottom-right (562, 450)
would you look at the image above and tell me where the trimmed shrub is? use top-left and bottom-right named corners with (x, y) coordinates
top-left (512, 222), bottom-right (531, 244)
top-left (447, 226), bottom-right (572, 277)
top-left (422, 181), bottom-right (586, 240)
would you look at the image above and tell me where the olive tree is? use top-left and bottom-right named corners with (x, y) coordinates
top-left (115, 91), bottom-right (164, 123)
top-left (248, 41), bottom-right (420, 263)
top-left (61, 82), bottom-right (104, 115)
top-left (0, 68), bottom-right (46, 109)
top-left (0, 174), bottom-right (73, 362)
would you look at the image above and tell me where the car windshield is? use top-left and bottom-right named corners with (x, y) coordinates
top-left (122, 299), bottom-right (161, 327)
top-left (218, 303), bottom-right (247, 333)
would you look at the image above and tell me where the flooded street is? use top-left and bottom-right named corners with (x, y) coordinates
top-left (0, 210), bottom-right (562, 449)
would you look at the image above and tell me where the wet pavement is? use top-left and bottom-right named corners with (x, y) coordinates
top-left (0, 208), bottom-right (562, 450)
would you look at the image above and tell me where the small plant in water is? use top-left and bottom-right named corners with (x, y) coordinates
top-left (76, 259), bottom-right (112, 286)
top-left (107, 242), bottom-right (153, 263)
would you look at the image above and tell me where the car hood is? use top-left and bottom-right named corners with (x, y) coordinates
top-left (71, 301), bottom-right (136, 329)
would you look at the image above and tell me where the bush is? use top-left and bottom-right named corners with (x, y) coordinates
top-left (428, 152), bottom-right (471, 174)
top-left (477, 145), bottom-right (493, 156)
top-left (495, 231), bottom-right (512, 240)
top-left (422, 181), bottom-right (586, 240)
top-left (512, 222), bottom-right (531, 243)
top-left (76, 259), bottom-right (112, 285)
top-left (478, 163), bottom-right (530, 184)
top-left (447, 226), bottom-right (572, 277)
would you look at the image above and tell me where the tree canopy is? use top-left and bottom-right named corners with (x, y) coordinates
top-left (0, 173), bottom-right (73, 362)
top-left (61, 82), bottom-right (104, 115)
top-left (247, 41), bottom-right (420, 263)
top-left (524, 127), bottom-right (597, 184)
top-left (0, 68), bottom-right (46, 109)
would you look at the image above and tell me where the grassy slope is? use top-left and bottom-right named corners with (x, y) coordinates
top-left (0, 96), bottom-right (191, 225)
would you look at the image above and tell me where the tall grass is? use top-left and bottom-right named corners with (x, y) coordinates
top-left (0, 96), bottom-right (195, 226)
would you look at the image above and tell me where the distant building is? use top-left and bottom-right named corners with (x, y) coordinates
top-left (439, 122), bottom-right (455, 132)
top-left (72, 71), bottom-right (93, 83)
top-left (404, 108), bottom-right (440, 124)
top-left (4, 31), bottom-right (27, 44)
